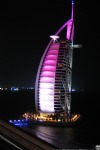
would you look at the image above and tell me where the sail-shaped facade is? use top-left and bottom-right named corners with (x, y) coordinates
top-left (35, 1), bottom-right (74, 119)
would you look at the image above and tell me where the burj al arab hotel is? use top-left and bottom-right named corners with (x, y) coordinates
top-left (35, 0), bottom-right (80, 121)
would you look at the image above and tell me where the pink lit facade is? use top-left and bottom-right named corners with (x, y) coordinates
top-left (35, 1), bottom-right (74, 118)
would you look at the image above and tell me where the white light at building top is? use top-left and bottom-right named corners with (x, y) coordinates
top-left (50, 35), bottom-right (60, 42)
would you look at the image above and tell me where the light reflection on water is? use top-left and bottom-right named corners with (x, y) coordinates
top-left (21, 124), bottom-right (97, 149)
top-left (14, 123), bottom-right (28, 127)
top-left (31, 125), bottom-right (78, 148)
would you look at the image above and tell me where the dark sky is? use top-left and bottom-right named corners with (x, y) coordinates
top-left (0, 0), bottom-right (100, 91)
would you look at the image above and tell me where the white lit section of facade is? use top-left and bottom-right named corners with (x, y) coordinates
top-left (35, 39), bottom-right (72, 114)
top-left (36, 43), bottom-right (60, 113)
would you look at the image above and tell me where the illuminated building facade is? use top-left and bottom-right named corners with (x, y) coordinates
top-left (35, 1), bottom-right (75, 120)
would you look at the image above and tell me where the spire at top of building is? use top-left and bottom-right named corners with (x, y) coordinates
top-left (71, 0), bottom-right (74, 20)
top-left (72, 0), bottom-right (74, 4)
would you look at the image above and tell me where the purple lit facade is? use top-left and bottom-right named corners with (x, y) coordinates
top-left (35, 1), bottom-right (74, 118)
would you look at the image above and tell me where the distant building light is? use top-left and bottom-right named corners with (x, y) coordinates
top-left (9, 120), bottom-right (12, 122)
top-left (72, 89), bottom-right (76, 91)
top-left (11, 87), bottom-right (19, 91)
top-left (14, 88), bottom-right (19, 91)
top-left (29, 87), bottom-right (34, 89)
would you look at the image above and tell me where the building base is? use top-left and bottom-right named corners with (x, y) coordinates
top-left (9, 113), bottom-right (81, 127)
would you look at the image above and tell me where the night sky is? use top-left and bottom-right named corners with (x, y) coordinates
top-left (0, 0), bottom-right (100, 91)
